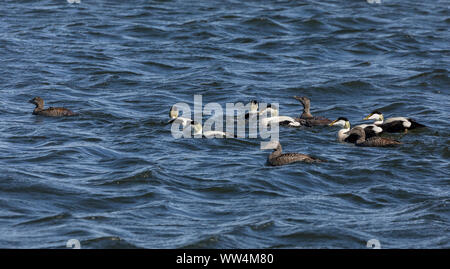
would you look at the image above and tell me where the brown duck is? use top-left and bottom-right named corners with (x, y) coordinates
top-left (347, 127), bottom-right (401, 147)
top-left (262, 141), bottom-right (324, 166)
top-left (29, 97), bottom-right (77, 117)
top-left (293, 96), bottom-right (332, 126)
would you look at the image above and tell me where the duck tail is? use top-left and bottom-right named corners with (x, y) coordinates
top-left (409, 119), bottom-right (426, 129)
top-left (310, 156), bottom-right (326, 163)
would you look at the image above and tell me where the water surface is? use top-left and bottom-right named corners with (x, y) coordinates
top-left (0, 0), bottom-right (449, 248)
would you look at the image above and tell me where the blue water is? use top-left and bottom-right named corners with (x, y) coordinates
top-left (0, 0), bottom-right (449, 248)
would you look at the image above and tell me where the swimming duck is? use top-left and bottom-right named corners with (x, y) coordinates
top-left (258, 103), bottom-right (279, 117)
top-left (262, 141), bottom-right (324, 166)
top-left (244, 101), bottom-right (279, 121)
top-left (363, 110), bottom-right (426, 133)
top-left (244, 100), bottom-right (260, 120)
top-left (244, 100), bottom-right (300, 127)
top-left (191, 121), bottom-right (235, 138)
top-left (329, 117), bottom-right (383, 143)
top-left (346, 127), bottom-right (401, 147)
top-left (29, 97), bottom-right (76, 117)
top-left (261, 115), bottom-right (301, 127)
top-left (293, 96), bottom-right (332, 126)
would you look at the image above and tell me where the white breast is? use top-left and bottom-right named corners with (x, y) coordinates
top-left (338, 129), bottom-right (350, 142)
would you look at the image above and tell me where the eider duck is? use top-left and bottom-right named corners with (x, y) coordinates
top-left (347, 127), bottom-right (401, 147)
top-left (29, 97), bottom-right (76, 117)
top-left (244, 100), bottom-right (260, 120)
top-left (258, 103), bottom-right (279, 117)
top-left (245, 100), bottom-right (301, 127)
top-left (293, 96), bottom-right (332, 126)
top-left (244, 101), bottom-right (279, 120)
top-left (191, 121), bottom-right (234, 138)
top-left (363, 110), bottom-right (426, 133)
top-left (262, 141), bottom-right (323, 166)
top-left (329, 117), bottom-right (383, 143)
top-left (261, 115), bottom-right (301, 127)
top-left (168, 105), bottom-right (191, 127)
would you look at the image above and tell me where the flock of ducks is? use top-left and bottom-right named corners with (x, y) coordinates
top-left (28, 96), bottom-right (426, 167)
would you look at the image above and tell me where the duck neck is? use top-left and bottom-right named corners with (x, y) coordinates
top-left (374, 115), bottom-right (384, 125)
top-left (338, 129), bottom-right (349, 141)
top-left (33, 103), bottom-right (44, 114)
top-left (270, 144), bottom-right (282, 159)
top-left (301, 103), bottom-right (312, 118)
top-left (337, 123), bottom-right (351, 141)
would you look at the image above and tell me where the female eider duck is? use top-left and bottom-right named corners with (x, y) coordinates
top-left (29, 97), bottom-right (76, 117)
top-left (168, 105), bottom-right (191, 127)
top-left (191, 121), bottom-right (234, 138)
top-left (346, 127), bottom-right (401, 147)
top-left (262, 141), bottom-right (323, 166)
top-left (293, 96), bottom-right (332, 126)
top-left (363, 110), bottom-right (426, 133)
top-left (329, 117), bottom-right (383, 143)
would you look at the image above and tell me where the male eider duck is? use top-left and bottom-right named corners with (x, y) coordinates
top-left (346, 127), bottom-right (401, 147)
top-left (244, 100), bottom-right (260, 120)
top-left (293, 96), bottom-right (332, 126)
top-left (329, 117), bottom-right (383, 143)
top-left (244, 100), bottom-right (279, 120)
top-left (245, 100), bottom-right (301, 127)
top-left (261, 115), bottom-right (301, 127)
top-left (262, 141), bottom-right (323, 166)
top-left (29, 97), bottom-right (76, 117)
top-left (168, 105), bottom-right (191, 127)
top-left (258, 103), bottom-right (279, 117)
top-left (363, 110), bottom-right (426, 133)
top-left (191, 121), bottom-right (234, 138)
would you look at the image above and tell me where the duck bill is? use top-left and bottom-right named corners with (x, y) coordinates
top-left (328, 120), bottom-right (337, 126)
top-left (293, 96), bottom-right (306, 102)
top-left (28, 99), bottom-right (35, 104)
top-left (363, 114), bottom-right (372, 120)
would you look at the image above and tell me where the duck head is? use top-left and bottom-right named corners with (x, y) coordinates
top-left (29, 97), bottom-right (44, 108)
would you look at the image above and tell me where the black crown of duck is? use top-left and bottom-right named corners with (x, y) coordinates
top-left (29, 97), bottom-right (76, 117)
